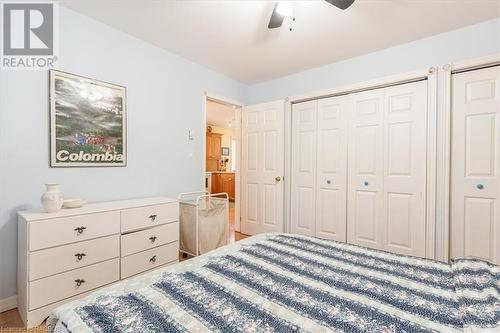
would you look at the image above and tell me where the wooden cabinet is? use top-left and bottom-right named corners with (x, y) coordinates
top-left (206, 132), bottom-right (222, 172)
top-left (206, 133), bottom-right (222, 159)
top-left (211, 172), bottom-right (235, 201)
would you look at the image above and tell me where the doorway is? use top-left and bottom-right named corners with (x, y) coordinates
top-left (204, 95), bottom-right (248, 242)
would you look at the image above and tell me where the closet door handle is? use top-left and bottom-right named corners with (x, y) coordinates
top-left (74, 253), bottom-right (86, 261)
top-left (74, 279), bottom-right (85, 287)
top-left (74, 226), bottom-right (87, 234)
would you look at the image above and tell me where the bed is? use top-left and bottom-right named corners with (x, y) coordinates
top-left (48, 233), bottom-right (500, 332)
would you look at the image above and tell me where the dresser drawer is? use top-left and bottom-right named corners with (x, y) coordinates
top-left (29, 235), bottom-right (120, 281)
top-left (121, 242), bottom-right (178, 279)
top-left (121, 203), bottom-right (178, 233)
top-left (28, 258), bottom-right (119, 310)
top-left (29, 211), bottom-right (120, 251)
top-left (121, 223), bottom-right (179, 257)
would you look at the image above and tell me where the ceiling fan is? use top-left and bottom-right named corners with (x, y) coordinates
top-left (268, 0), bottom-right (355, 29)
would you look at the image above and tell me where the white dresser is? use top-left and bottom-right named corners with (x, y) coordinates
top-left (17, 197), bottom-right (179, 328)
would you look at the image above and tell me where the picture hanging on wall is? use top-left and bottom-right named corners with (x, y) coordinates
top-left (49, 70), bottom-right (127, 167)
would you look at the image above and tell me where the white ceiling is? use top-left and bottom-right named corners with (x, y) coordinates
top-left (206, 100), bottom-right (236, 128)
top-left (61, 0), bottom-right (500, 83)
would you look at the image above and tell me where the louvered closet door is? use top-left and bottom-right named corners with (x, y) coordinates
top-left (451, 66), bottom-right (500, 265)
top-left (291, 100), bottom-right (317, 236)
top-left (347, 90), bottom-right (384, 250)
top-left (382, 81), bottom-right (427, 257)
top-left (315, 97), bottom-right (348, 241)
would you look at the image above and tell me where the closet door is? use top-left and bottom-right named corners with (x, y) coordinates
top-left (347, 90), bottom-right (384, 250)
top-left (451, 66), bottom-right (500, 265)
top-left (382, 81), bottom-right (427, 257)
top-left (347, 82), bottom-right (428, 256)
top-left (316, 97), bottom-right (348, 241)
top-left (291, 100), bottom-right (317, 236)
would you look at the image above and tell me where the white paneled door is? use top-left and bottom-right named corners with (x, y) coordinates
top-left (348, 81), bottom-right (428, 257)
top-left (316, 97), bottom-right (349, 241)
top-left (290, 96), bottom-right (348, 241)
top-left (241, 100), bottom-right (285, 235)
top-left (382, 82), bottom-right (427, 257)
top-left (347, 89), bottom-right (385, 250)
top-left (291, 100), bottom-right (318, 237)
top-left (451, 66), bottom-right (500, 265)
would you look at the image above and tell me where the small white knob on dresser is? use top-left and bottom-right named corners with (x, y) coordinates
top-left (17, 197), bottom-right (179, 328)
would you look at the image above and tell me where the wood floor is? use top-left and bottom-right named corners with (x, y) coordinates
top-left (0, 308), bottom-right (47, 332)
top-left (0, 206), bottom-right (249, 332)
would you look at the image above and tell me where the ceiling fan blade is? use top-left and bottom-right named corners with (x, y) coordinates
top-left (268, 3), bottom-right (285, 29)
top-left (324, 0), bottom-right (355, 10)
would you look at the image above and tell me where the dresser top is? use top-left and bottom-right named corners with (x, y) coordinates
top-left (18, 197), bottom-right (177, 221)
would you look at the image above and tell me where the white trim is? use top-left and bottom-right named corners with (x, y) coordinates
top-left (441, 63), bottom-right (452, 263)
top-left (449, 54), bottom-right (500, 73)
top-left (204, 91), bottom-right (243, 108)
top-left (284, 68), bottom-right (438, 259)
top-left (0, 295), bottom-right (17, 313)
top-left (289, 68), bottom-right (430, 103)
top-left (426, 67), bottom-right (438, 259)
top-left (234, 107), bottom-right (242, 233)
top-left (439, 53), bottom-right (500, 263)
top-left (284, 98), bottom-right (292, 233)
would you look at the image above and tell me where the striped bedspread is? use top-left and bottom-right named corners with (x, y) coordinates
top-left (49, 233), bottom-right (500, 332)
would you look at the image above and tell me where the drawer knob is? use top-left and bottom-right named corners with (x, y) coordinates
top-left (363, 181), bottom-right (369, 186)
top-left (149, 255), bottom-right (157, 263)
top-left (149, 236), bottom-right (157, 243)
top-left (326, 180), bottom-right (331, 185)
top-left (74, 253), bottom-right (86, 261)
top-left (149, 214), bottom-right (157, 221)
top-left (74, 226), bottom-right (87, 234)
top-left (476, 184), bottom-right (484, 190)
top-left (74, 279), bottom-right (85, 287)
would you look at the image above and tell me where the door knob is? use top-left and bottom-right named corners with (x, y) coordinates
top-left (275, 176), bottom-right (282, 182)
top-left (476, 184), bottom-right (484, 190)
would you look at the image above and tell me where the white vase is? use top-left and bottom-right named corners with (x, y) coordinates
top-left (41, 183), bottom-right (63, 213)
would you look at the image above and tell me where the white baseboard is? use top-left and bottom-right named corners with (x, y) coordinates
top-left (0, 295), bottom-right (17, 313)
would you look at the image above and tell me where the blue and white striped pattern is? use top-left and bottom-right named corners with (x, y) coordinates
top-left (49, 233), bottom-right (500, 333)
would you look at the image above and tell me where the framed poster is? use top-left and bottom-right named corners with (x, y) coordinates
top-left (50, 70), bottom-right (127, 167)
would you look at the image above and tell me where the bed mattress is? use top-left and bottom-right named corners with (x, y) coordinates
top-left (48, 233), bottom-right (500, 332)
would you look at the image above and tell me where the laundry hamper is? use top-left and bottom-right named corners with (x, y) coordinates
top-left (178, 191), bottom-right (229, 257)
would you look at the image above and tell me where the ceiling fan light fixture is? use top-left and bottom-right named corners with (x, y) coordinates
top-left (276, 2), bottom-right (293, 17)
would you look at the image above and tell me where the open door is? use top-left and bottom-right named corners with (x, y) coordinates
top-left (241, 100), bottom-right (285, 235)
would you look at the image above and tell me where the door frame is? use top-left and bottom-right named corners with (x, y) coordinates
top-left (284, 67), bottom-right (438, 259)
top-left (440, 54), bottom-right (500, 262)
top-left (203, 91), bottom-right (243, 232)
